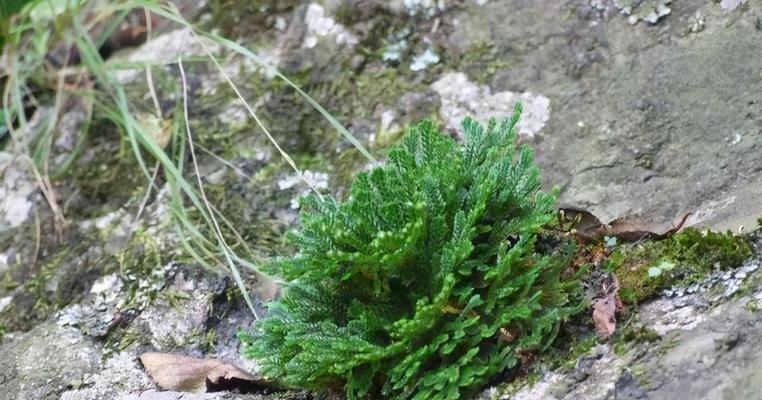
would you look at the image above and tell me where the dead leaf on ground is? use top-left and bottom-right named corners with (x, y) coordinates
top-left (139, 352), bottom-right (276, 394)
top-left (592, 274), bottom-right (622, 339)
top-left (559, 206), bottom-right (691, 243)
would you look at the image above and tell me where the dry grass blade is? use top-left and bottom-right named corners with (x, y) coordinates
top-left (183, 24), bottom-right (322, 199)
top-left (178, 57), bottom-right (259, 319)
top-left (2, 0), bottom-right (360, 320)
top-left (141, 1), bottom-right (375, 162)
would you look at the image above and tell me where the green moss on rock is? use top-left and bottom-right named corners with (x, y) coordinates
top-left (608, 228), bottom-right (754, 305)
top-left (207, 0), bottom-right (300, 39)
top-left (456, 41), bottom-right (510, 85)
top-left (68, 121), bottom-right (147, 219)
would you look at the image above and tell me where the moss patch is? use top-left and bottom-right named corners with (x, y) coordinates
top-left (183, 170), bottom-right (293, 263)
top-left (68, 119), bottom-right (147, 219)
top-left (613, 323), bottom-right (660, 356)
top-left (117, 225), bottom-right (178, 308)
top-left (260, 63), bottom-right (428, 155)
top-left (207, 0), bottom-right (300, 39)
top-left (607, 228), bottom-right (754, 305)
top-left (455, 41), bottom-right (510, 85)
top-left (0, 239), bottom-right (95, 331)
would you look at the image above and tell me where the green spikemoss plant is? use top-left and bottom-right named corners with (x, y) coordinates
top-left (240, 105), bottom-right (586, 399)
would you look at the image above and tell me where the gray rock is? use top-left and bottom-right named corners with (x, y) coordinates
top-left (431, 72), bottom-right (551, 141)
top-left (132, 267), bottom-right (228, 352)
top-left (447, 0), bottom-right (762, 228)
top-left (0, 322), bottom-right (101, 400)
top-left (60, 352), bottom-right (150, 400)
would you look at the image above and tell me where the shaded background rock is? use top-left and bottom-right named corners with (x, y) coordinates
top-left (0, 321), bottom-right (101, 400)
top-left (446, 0), bottom-right (762, 229)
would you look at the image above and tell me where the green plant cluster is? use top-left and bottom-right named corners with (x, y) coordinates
top-left (240, 107), bottom-right (585, 399)
top-left (0, 0), bottom-right (33, 47)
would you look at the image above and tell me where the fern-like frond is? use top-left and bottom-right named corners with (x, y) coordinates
top-left (240, 107), bottom-right (584, 399)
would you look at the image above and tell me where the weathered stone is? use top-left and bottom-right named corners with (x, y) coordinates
top-left (0, 322), bottom-right (101, 400)
top-left (431, 72), bottom-right (551, 141)
top-left (3, 1), bottom-right (762, 399)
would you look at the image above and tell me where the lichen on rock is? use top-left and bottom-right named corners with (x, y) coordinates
top-left (431, 72), bottom-right (550, 141)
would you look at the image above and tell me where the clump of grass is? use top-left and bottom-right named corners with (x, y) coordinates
top-left (2, 0), bottom-right (377, 319)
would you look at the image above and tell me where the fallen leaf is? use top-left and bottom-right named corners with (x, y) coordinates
top-left (139, 352), bottom-right (274, 394)
top-left (559, 206), bottom-right (691, 243)
top-left (592, 274), bottom-right (622, 338)
top-left (593, 297), bottom-right (617, 338)
top-left (603, 213), bottom-right (690, 242)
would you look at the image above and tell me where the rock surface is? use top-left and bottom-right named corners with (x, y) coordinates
top-left (448, 0), bottom-right (762, 229)
top-left (1, 0), bottom-right (762, 399)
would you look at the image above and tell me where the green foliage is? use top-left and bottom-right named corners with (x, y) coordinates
top-left (0, 0), bottom-right (69, 49)
top-left (610, 228), bottom-right (754, 305)
top-left (613, 325), bottom-right (660, 356)
top-left (240, 106), bottom-right (586, 399)
top-left (0, 0), bottom-right (31, 17)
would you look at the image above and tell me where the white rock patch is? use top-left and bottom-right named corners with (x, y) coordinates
top-left (404, 0), bottom-right (446, 16)
top-left (0, 251), bottom-right (8, 273)
top-left (277, 170), bottom-right (329, 191)
top-left (278, 170), bottom-right (330, 209)
top-left (0, 160), bottom-right (37, 229)
top-left (217, 101), bottom-right (249, 125)
top-left (644, 299), bottom-right (706, 336)
top-left (380, 110), bottom-right (397, 132)
top-left (720, 0), bottom-right (747, 12)
top-left (431, 72), bottom-right (550, 140)
top-left (410, 47), bottom-right (440, 71)
top-left (303, 3), bottom-right (358, 49)
top-left (0, 296), bottom-right (12, 313)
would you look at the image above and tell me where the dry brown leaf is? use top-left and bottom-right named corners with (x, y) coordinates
top-left (602, 212), bottom-right (691, 242)
top-left (139, 352), bottom-right (271, 394)
top-left (592, 296), bottom-right (617, 338)
top-left (592, 274), bottom-right (622, 338)
top-left (560, 206), bottom-right (691, 243)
